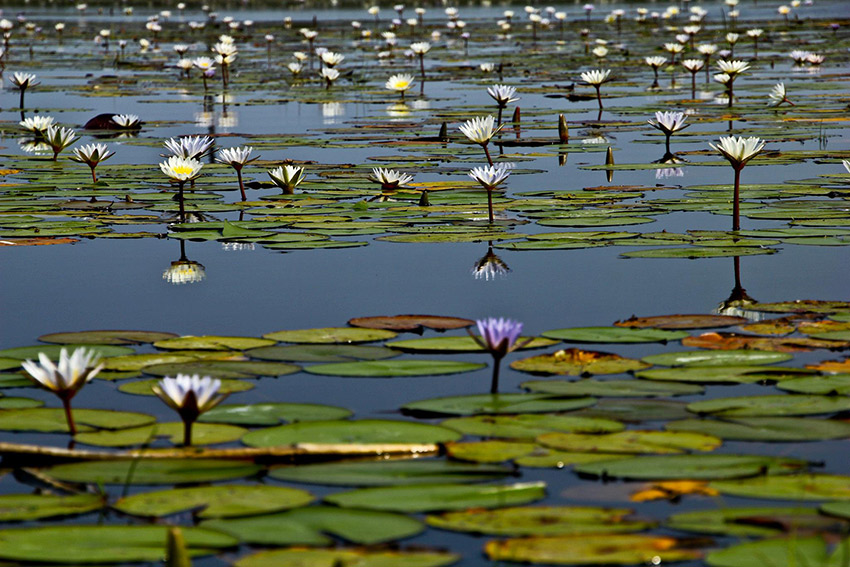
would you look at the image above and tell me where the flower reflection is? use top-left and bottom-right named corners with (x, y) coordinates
top-left (18, 137), bottom-right (53, 155)
top-left (322, 102), bottom-right (345, 124)
top-left (222, 242), bottom-right (255, 252)
top-left (163, 259), bottom-right (206, 284)
top-left (655, 167), bottom-right (684, 180)
top-left (386, 103), bottom-right (411, 117)
top-left (472, 245), bottom-right (510, 281)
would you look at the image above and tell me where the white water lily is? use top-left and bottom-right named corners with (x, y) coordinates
top-left (768, 83), bottom-right (793, 106)
top-left (9, 72), bottom-right (38, 89)
top-left (681, 59), bottom-right (704, 72)
top-left (112, 114), bottom-right (140, 128)
top-left (369, 167), bottom-right (414, 190)
top-left (320, 67), bottom-right (340, 87)
top-left (20, 115), bottom-right (55, 134)
top-left (647, 111), bottom-right (688, 135)
top-left (153, 374), bottom-right (228, 446)
top-left (268, 165), bottom-right (306, 193)
top-left (410, 41), bottom-right (431, 54)
top-left (716, 59), bottom-right (750, 76)
top-left (842, 160), bottom-right (850, 174)
top-left (217, 146), bottom-right (255, 168)
top-left (164, 135), bottom-right (214, 160)
top-left (287, 62), bottom-right (303, 76)
top-left (459, 115), bottom-right (504, 145)
top-left (487, 84), bottom-right (519, 107)
top-left (645, 56), bottom-right (667, 69)
top-left (468, 162), bottom-right (514, 190)
top-left (43, 125), bottom-right (78, 160)
top-left (697, 43), bottom-right (718, 55)
top-left (385, 73), bottom-right (415, 96)
top-left (160, 155), bottom-right (203, 182)
top-left (69, 143), bottom-right (115, 182)
top-left (710, 136), bottom-right (765, 168)
top-left (580, 68), bottom-right (612, 85)
top-left (163, 259), bottom-right (206, 284)
top-left (320, 51), bottom-right (345, 67)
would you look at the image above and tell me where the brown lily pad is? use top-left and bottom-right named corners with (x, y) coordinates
top-left (806, 357), bottom-right (850, 373)
top-left (748, 300), bottom-right (850, 314)
top-left (348, 315), bottom-right (475, 333)
top-left (682, 332), bottom-right (850, 353)
top-left (510, 348), bottom-right (650, 376)
top-left (614, 314), bottom-right (747, 330)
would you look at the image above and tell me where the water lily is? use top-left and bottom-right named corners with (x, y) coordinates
top-left (410, 41), bottom-right (430, 78)
top-left (112, 114), bottom-right (140, 129)
top-left (468, 318), bottom-right (530, 393)
top-left (842, 160), bottom-right (850, 174)
top-left (164, 135), bottom-right (214, 160)
top-left (469, 163), bottom-right (513, 223)
top-left (487, 84), bottom-right (519, 126)
top-left (681, 59), bottom-right (704, 97)
top-left (320, 51), bottom-right (345, 67)
top-left (9, 71), bottom-right (38, 109)
top-left (709, 136), bottom-right (765, 231)
top-left (715, 59), bottom-right (748, 107)
top-left (43, 125), bottom-right (78, 160)
top-left (160, 155), bottom-right (203, 215)
top-left (385, 73), bottom-right (415, 99)
top-left (152, 374), bottom-right (228, 446)
top-left (218, 146), bottom-right (257, 202)
top-left (22, 347), bottom-right (103, 435)
top-left (580, 68), bottom-right (612, 111)
top-left (20, 114), bottom-right (55, 136)
top-left (320, 67), bottom-right (340, 89)
top-left (648, 111), bottom-right (689, 156)
top-left (459, 115), bottom-right (504, 165)
top-left (268, 165), bottom-right (306, 194)
top-left (369, 167), bottom-right (413, 192)
top-left (768, 83), bottom-right (793, 107)
top-left (645, 56), bottom-right (667, 81)
top-left (69, 143), bottom-right (114, 182)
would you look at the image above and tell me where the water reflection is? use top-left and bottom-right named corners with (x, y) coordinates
top-left (714, 256), bottom-right (765, 322)
top-left (472, 243), bottom-right (510, 281)
top-left (321, 102), bottom-right (345, 124)
top-left (163, 240), bottom-right (206, 285)
top-left (655, 167), bottom-right (684, 180)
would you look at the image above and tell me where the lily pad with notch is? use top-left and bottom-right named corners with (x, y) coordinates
top-left (348, 314), bottom-right (475, 333)
top-left (43, 459), bottom-right (263, 485)
top-left (241, 418), bottom-right (460, 447)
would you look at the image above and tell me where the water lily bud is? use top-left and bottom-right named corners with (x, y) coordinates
top-left (558, 114), bottom-right (569, 142)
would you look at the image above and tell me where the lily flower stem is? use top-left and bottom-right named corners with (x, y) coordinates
top-left (183, 419), bottom-right (193, 447)
top-left (482, 143), bottom-right (494, 167)
top-left (486, 188), bottom-right (495, 224)
top-left (690, 75), bottom-right (696, 99)
top-left (418, 55), bottom-right (425, 80)
top-left (594, 86), bottom-right (603, 110)
top-left (62, 397), bottom-right (77, 436)
top-left (732, 166), bottom-right (742, 231)
top-left (490, 355), bottom-right (503, 394)
top-left (728, 81), bottom-right (734, 108)
top-left (496, 106), bottom-right (503, 128)
top-left (19, 90), bottom-right (25, 110)
top-left (665, 134), bottom-right (672, 156)
top-left (90, 165), bottom-right (97, 183)
top-left (177, 181), bottom-right (186, 218)
top-left (236, 168), bottom-right (246, 201)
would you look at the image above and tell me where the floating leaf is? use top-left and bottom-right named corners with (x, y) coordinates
top-left (614, 314), bottom-right (747, 329)
top-left (141, 360), bottom-right (300, 379)
top-left (242, 419), bottom-right (460, 447)
top-left (44, 459), bottom-right (263, 485)
top-left (445, 441), bottom-right (539, 463)
top-left (541, 326), bottom-right (689, 343)
top-left (303, 359), bottom-right (486, 377)
top-left (667, 417), bottom-right (850, 441)
top-left (402, 393), bottom-right (596, 416)
top-left (325, 481), bottom-right (547, 512)
top-left (682, 332), bottom-right (850, 352)
top-left (748, 300), bottom-right (850, 314)
top-left (114, 485), bottom-right (314, 518)
top-left (245, 344), bottom-right (399, 362)
top-left (522, 378), bottom-right (703, 397)
top-left (386, 336), bottom-right (556, 353)
top-left (203, 505), bottom-right (424, 546)
top-left (38, 330), bottom-right (178, 345)
top-left (687, 395), bottom-right (850, 417)
top-left (269, 460), bottom-right (511, 486)
top-left (263, 327), bottom-right (397, 344)
top-left (441, 414), bottom-right (624, 439)
top-left (199, 402), bottom-right (352, 426)
top-left (485, 534), bottom-right (703, 565)
top-left (0, 494), bottom-right (105, 521)
top-left (631, 480), bottom-right (718, 502)
top-left (636, 365), bottom-right (814, 384)
top-left (537, 430), bottom-right (721, 454)
top-left (572, 399), bottom-right (692, 422)
top-left (642, 350), bottom-right (793, 367)
top-left (234, 548), bottom-right (458, 567)
top-left (705, 536), bottom-right (842, 567)
top-left (711, 475), bottom-right (850, 501)
top-left (348, 314), bottom-right (475, 332)
top-left (575, 454), bottom-right (807, 481)
top-left (668, 507), bottom-right (840, 537)
top-left (427, 506), bottom-right (652, 536)
top-left (806, 357), bottom-right (850, 373)
top-left (0, 408), bottom-right (154, 433)
top-left (510, 348), bottom-right (650, 376)
top-left (0, 344), bottom-right (134, 360)
top-left (75, 422), bottom-right (247, 447)
top-left (152, 336), bottom-right (275, 351)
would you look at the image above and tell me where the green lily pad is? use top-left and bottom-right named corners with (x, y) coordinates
top-left (445, 441), bottom-right (540, 463)
top-left (537, 430), bottom-right (721, 454)
top-left (38, 330), bottom-right (178, 345)
top-left (44, 459), bottom-right (263, 485)
top-left (0, 525), bottom-right (237, 563)
top-left (263, 327), bottom-right (397, 344)
top-left (541, 327), bottom-right (689, 344)
top-left (712, 475), bottom-right (850, 501)
top-left (75, 422), bottom-right (247, 447)
top-left (199, 402), bottom-right (352, 426)
top-left (0, 396), bottom-right (42, 409)
top-left (325, 481), bottom-right (547, 512)
top-left (821, 502), bottom-right (850, 520)
top-left (511, 348), bottom-right (650, 376)
top-left (687, 395), bottom-right (850, 417)
top-left (637, 365), bottom-right (814, 384)
top-left (0, 374), bottom-right (37, 388)
top-left (141, 360), bottom-right (300, 379)
top-left (348, 314), bottom-right (475, 332)
top-left (0, 358), bottom-right (21, 371)
top-left (440, 414), bottom-right (624, 439)
top-left (245, 344), bottom-right (399, 362)
top-left (522, 378), bottom-right (704, 397)
top-left (385, 336), bottom-right (556, 353)
top-left (402, 393), bottom-right (596, 416)
top-left (666, 417), bottom-right (850, 441)
top-left (485, 533), bottom-right (703, 565)
top-left (706, 536), bottom-right (844, 567)
top-left (427, 505), bottom-right (653, 536)
top-left (152, 335), bottom-right (275, 351)
top-left (203, 505), bottom-right (424, 546)
top-left (242, 419), bottom-right (460, 447)
top-left (621, 246), bottom-right (775, 258)
top-left (0, 408), bottom-right (154, 433)
top-left (303, 359), bottom-right (486, 377)
top-left (0, 493), bottom-right (105, 521)
top-left (777, 374), bottom-right (850, 395)
top-left (118, 378), bottom-right (254, 396)
top-left (642, 350), bottom-right (794, 367)
top-left (102, 352), bottom-right (211, 372)
top-left (668, 506), bottom-right (839, 537)
top-left (234, 548), bottom-right (458, 567)
top-left (272, 459), bottom-right (510, 487)
top-left (574, 454), bottom-right (807, 480)
top-left (0, 344), bottom-right (134, 360)
top-left (114, 485), bottom-right (314, 518)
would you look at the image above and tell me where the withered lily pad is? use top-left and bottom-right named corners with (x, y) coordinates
top-left (510, 348), bottom-right (650, 376)
top-left (614, 314), bottom-right (747, 329)
top-left (682, 332), bottom-right (850, 352)
top-left (263, 327), bottom-right (397, 344)
top-left (38, 330), bottom-right (178, 345)
top-left (427, 506), bottom-right (653, 536)
top-left (114, 485), bottom-right (314, 518)
top-left (325, 481), bottom-right (547, 512)
top-left (241, 419), bottom-right (460, 447)
top-left (484, 533), bottom-right (703, 565)
top-left (348, 314), bottom-right (475, 332)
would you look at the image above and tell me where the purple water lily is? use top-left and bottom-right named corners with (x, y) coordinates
top-left (469, 317), bottom-right (530, 393)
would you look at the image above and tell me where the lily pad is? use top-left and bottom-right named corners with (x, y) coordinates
top-left (386, 336), bottom-right (556, 353)
top-left (269, 460), bottom-right (511, 486)
top-left (485, 533), bottom-right (703, 565)
top-left (242, 419), bottom-right (460, 447)
top-left (541, 326), bottom-right (689, 343)
top-left (263, 327), bottom-right (397, 344)
top-left (114, 485), bottom-right (314, 518)
top-left (74, 422), bottom-right (247, 447)
top-left (687, 395), bottom-right (850, 417)
top-left (666, 417), bottom-right (850, 442)
top-left (522, 378), bottom-right (704, 397)
top-left (778, 374), bottom-right (850, 395)
top-left (615, 314), bottom-right (748, 329)
top-left (118, 378), bottom-right (254, 396)
top-left (711, 475), bottom-right (850, 501)
top-left (348, 314), bottom-right (475, 332)
top-left (427, 506), bottom-right (653, 536)
top-left (0, 344), bottom-right (134, 360)
top-left (43, 459), bottom-right (263, 485)
top-left (303, 359), bottom-right (486, 377)
top-left (706, 536), bottom-right (845, 567)
top-left (325, 481), bottom-right (547, 512)
top-left (0, 493), bottom-right (105, 521)
top-left (402, 393), bottom-right (596, 416)
top-left (642, 350), bottom-right (793, 367)
top-left (511, 348), bottom-right (650, 376)
top-left (234, 548), bottom-right (458, 567)
top-left (141, 360), bottom-right (300, 379)
top-left (203, 505), bottom-right (424, 546)
top-left (637, 365), bottom-right (814, 384)
top-left (0, 408), bottom-right (154, 433)
top-left (575, 454), bottom-right (807, 480)
top-left (152, 335), bottom-right (275, 351)
top-left (667, 506), bottom-right (835, 537)
top-left (245, 344), bottom-right (399, 362)
top-left (38, 330), bottom-right (178, 345)
top-left (537, 430), bottom-right (721, 454)
top-left (440, 414), bottom-right (624, 439)
top-left (199, 402), bottom-right (352, 426)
